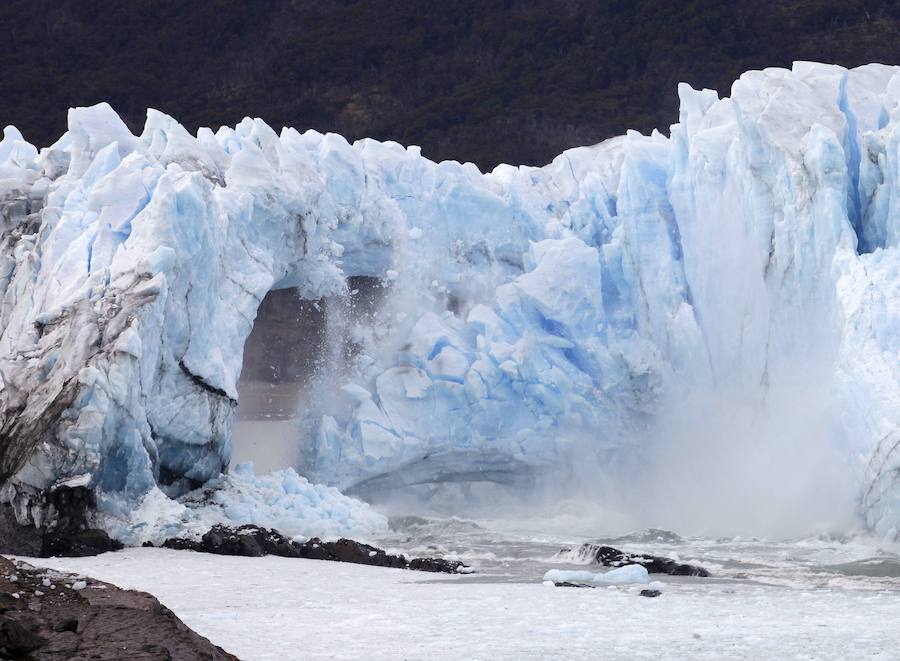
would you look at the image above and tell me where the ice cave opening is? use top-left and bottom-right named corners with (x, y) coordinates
top-left (232, 276), bottom-right (385, 474)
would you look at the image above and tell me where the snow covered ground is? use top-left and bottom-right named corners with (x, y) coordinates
top-left (22, 525), bottom-right (900, 661)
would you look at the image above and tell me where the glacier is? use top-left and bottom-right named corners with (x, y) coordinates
top-left (0, 61), bottom-right (897, 542)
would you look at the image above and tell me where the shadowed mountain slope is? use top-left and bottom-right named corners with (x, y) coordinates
top-left (3, 1), bottom-right (900, 169)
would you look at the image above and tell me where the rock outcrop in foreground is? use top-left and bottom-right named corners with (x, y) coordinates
top-left (0, 555), bottom-right (236, 660)
top-left (0, 487), bottom-right (122, 558)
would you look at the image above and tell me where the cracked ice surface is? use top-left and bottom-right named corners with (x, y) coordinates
top-left (0, 61), bottom-right (898, 540)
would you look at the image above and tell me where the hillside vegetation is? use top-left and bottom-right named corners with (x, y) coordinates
top-left (3, 0), bottom-right (900, 169)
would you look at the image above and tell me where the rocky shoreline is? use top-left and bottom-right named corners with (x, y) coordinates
top-left (158, 524), bottom-right (470, 574)
top-left (2, 496), bottom-right (469, 575)
top-left (0, 521), bottom-right (469, 659)
top-left (0, 555), bottom-right (237, 660)
top-left (561, 543), bottom-right (711, 577)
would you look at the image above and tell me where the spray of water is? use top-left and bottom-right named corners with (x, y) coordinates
top-left (609, 384), bottom-right (860, 539)
top-left (234, 265), bottom-right (863, 541)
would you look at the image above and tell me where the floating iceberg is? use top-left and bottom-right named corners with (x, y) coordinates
top-left (0, 61), bottom-right (897, 540)
top-left (543, 565), bottom-right (651, 586)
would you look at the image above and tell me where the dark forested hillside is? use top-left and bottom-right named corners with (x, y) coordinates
top-left (3, 1), bottom-right (900, 169)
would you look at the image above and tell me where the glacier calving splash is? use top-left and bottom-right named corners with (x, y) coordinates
top-left (0, 61), bottom-right (897, 541)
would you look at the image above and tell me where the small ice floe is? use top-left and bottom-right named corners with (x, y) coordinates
top-left (543, 570), bottom-right (596, 584)
top-left (8, 575), bottom-right (17, 583)
top-left (71, 581), bottom-right (87, 591)
top-left (543, 564), bottom-right (651, 586)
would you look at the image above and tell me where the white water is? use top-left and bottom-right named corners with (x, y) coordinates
top-left (377, 516), bottom-right (900, 591)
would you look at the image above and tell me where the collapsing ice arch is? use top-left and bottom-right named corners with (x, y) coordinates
top-left (0, 61), bottom-right (898, 540)
top-left (233, 277), bottom-right (383, 474)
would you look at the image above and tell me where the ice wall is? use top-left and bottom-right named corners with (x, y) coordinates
top-left (0, 62), bottom-right (897, 539)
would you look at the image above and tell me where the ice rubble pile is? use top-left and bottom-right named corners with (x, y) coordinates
top-left (98, 463), bottom-right (388, 545)
top-left (0, 61), bottom-right (897, 541)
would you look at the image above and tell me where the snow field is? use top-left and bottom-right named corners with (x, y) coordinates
top-left (26, 549), bottom-right (900, 661)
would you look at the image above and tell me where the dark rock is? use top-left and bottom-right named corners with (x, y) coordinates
top-left (0, 503), bottom-right (43, 556)
top-left (39, 629), bottom-right (80, 655)
top-left (202, 525), bottom-right (268, 557)
top-left (408, 557), bottom-right (467, 573)
top-left (0, 555), bottom-right (237, 660)
top-left (301, 537), bottom-right (407, 569)
top-left (52, 617), bottom-right (78, 633)
top-left (161, 537), bottom-right (201, 551)
top-left (41, 529), bottom-right (123, 558)
top-left (0, 613), bottom-right (44, 653)
top-left (646, 558), bottom-right (709, 577)
top-left (1, 490), bottom-right (123, 559)
top-left (163, 524), bottom-right (469, 574)
top-left (0, 592), bottom-right (19, 613)
top-left (42, 486), bottom-right (95, 533)
top-left (560, 543), bottom-right (710, 577)
top-left (301, 535), bottom-right (466, 572)
top-left (639, 589), bottom-right (663, 598)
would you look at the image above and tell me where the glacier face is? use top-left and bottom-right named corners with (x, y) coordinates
top-left (0, 61), bottom-right (897, 541)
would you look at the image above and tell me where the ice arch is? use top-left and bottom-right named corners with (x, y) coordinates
top-left (0, 61), bottom-right (897, 540)
top-left (0, 101), bottom-right (531, 528)
top-left (0, 105), bottom-right (386, 523)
